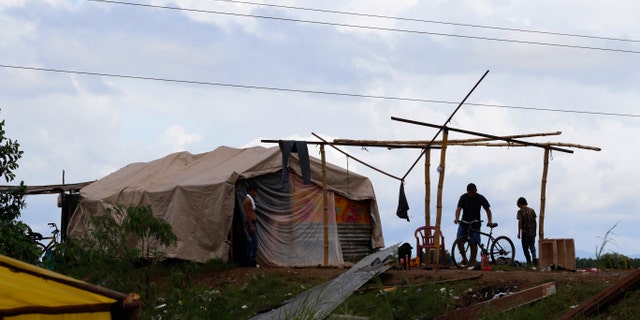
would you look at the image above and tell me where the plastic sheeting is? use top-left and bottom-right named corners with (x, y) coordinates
top-left (239, 173), bottom-right (344, 267)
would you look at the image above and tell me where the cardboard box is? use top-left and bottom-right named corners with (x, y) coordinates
top-left (538, 238), bottom-right (576, 270)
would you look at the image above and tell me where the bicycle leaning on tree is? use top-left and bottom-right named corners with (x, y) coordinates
top-left (451, 219), bottom-right (515, 268)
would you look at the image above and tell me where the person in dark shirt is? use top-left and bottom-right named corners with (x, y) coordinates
top-left (454, 183), bottom-right (493, 267)
top-left (516, 196), bottom-right (537, 266)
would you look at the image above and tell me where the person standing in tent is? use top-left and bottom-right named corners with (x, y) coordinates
top-left (243, 180), bottom-right (259, 267)
top-left (516, 196), bottom-right (538, 266)
top-left (454, 183), bottom-right (493, 267)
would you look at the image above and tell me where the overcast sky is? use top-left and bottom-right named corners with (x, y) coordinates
top-left (2, 0), bottom-right (639, 262)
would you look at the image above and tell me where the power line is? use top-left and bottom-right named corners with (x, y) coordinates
top-left (2, 64), bottom-right (638, 118)
top-left (86, 0), bottom-right (640, 55)
top-left (214, 0), bottom-right (640, 44)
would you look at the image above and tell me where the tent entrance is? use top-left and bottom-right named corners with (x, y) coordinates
top-left (231, 173), bottom-right (374, 267)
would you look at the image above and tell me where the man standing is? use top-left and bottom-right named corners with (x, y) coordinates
top-left (243, 180), bottom-right (259, 267)
top-left (454, 183), bottom-right (493, 267)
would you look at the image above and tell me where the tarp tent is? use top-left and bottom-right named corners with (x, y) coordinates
top-left (67, 145), bottom-right (384, 266)
top-left (0, 254), bottom-right (140, 320)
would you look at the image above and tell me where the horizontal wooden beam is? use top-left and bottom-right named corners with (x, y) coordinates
top-left (436, 282), bottom-right (557, 320)
top-left (391, 116), bottom-right (574, 154)
top-left (558, 268), bottom-right (640, 319)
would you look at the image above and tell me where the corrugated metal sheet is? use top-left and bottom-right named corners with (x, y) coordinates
top-left (250, 244), bottom-right (398, 320)
top-left (337, 223), bottom-right (373, 261)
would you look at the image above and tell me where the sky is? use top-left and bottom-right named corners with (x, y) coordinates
top-left (2, 0), bottom-right (639, 262)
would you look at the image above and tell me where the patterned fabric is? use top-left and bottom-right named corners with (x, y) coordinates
top-left (517, 207), bottom-right (537, 236)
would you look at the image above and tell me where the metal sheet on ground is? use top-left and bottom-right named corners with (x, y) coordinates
top-left (250, 244), bottom-right (398, 320)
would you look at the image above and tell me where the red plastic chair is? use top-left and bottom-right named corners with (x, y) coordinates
top-left (414, 226), bottom-right (446, 267)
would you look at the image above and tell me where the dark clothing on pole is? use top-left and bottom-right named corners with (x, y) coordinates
top-left (279, 140), bottom-right (311, 184)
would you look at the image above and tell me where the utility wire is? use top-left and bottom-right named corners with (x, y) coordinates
top-left (2, 64), bottom-right (638, 118)
top-left (86, 0), bottom-right (640, 54)
top-left (214, 0), bottom-right (640, 43)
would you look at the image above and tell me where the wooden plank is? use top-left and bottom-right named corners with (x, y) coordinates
top-left (436, 282), bottom-right (556, 320)
top-left (558, 268), bottom-right (640, 319)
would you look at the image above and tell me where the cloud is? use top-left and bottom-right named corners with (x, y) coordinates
top-left (3, 0), bottom-right (639, 260)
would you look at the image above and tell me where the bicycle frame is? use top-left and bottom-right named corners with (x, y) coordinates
top-left (452, 219), bottom-right (515, 267)
top-left (28, 223), bottom-right (59, 254)
top-left (462, 220), bottom-right (495, 254)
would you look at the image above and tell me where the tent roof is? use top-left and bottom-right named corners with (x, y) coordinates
top-left (69, 145), bottom-right (383, 264)
top-left (79, 145), bottom-right (375, 202)
top-left (0, 254), bottom-right (128, 318)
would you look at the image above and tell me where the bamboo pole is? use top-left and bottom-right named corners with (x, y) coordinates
top-left (425, 147), bottom-right (431, 265)
top-left (311, 133), bottom-right (403, 181)
top-left (391, 117), bottom-right (574, 154)
top-left (454, 141), bottom-right (601, 152)
top-left (433, 129), bottom-right (449, 268)
top-left (425, 148), bottom-right (431, 227)
top-left (540, 148), bottom-right (550, 240)
top-left (321, 144), bottom-right (329, 266)
top-left (334, 131), bottom-right (563, 147)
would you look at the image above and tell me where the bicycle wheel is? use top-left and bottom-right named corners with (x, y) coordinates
top-left (489, 236), bottom-right (515, 265)
top-left (451, 238), bottom-right (471, 268)
top-left (42, 244), bottom-right (63, 270)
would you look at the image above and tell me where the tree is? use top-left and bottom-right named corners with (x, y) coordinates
top-left (59, 203), bottom-right (177, 298)
top-left (0, 116), bottom-right (40, 263)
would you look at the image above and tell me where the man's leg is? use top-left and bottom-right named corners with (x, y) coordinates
top-left (469, 230), bottom-right (481, 265)
top-left (522, 237), bottom-right (532, 264)
top-left (527, 235), bottom-right (537, 266)
top-left (470, 244), bottom-right (478, 265)
top-left (456, 225), bottom-right (469, 265)
top-left (457, 238), bottom-right (469, 265)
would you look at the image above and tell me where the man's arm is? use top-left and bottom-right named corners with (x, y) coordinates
top-left (485, 207), bottom-right (493, 226)
top-left (454, 207), bottom-right (461, 224)
top-left (243, 198), bottom-right (256, 233)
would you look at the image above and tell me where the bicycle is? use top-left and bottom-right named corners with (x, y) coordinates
top-left (27, 223), bottom-right (62, 269)
top-left (451, 219), bottom-right (515, 268)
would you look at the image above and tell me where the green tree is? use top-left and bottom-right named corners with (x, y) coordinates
top-left (0, 117), bottom-right (40, 263)
top-left (59, 203), bottom-right (177, 299)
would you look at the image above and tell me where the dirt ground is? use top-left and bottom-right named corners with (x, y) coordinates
top-left (201, 263), bottom-right (630, 294)
top-left (197, 264), bottom-right (634, 314)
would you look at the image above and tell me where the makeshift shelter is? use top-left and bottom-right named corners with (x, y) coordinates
top-left (0, 254), bottom-right (140, 320)
top-left (67, 145), bottom-right (384, 266)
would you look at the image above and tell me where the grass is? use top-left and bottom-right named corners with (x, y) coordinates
top-left (57, 255), bottom-right (639, 319)
top-left (146, 261), bottom-right (330, 320)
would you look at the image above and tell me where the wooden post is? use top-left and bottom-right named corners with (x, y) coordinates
top-left (425, 148), bottom-right (431, 227)
top-left (425, 147), bottom-right (431, 265)
top-left (434, 129), bottom-right (449, 268)
top-left (540, 147), bottom-right (549, 240)
top-left (321, 144), bottom-right (329, 266)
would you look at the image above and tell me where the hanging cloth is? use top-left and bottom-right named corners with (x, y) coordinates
top-left (279, 140), bottom-right (311, 184)
top-left (396, 181), bottom-right (410, 221)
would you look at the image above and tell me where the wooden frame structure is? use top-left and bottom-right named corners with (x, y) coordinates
top-left (264, 70), bottom-right (600, 267)
top-left (334, 123), bottom-right (599, 266)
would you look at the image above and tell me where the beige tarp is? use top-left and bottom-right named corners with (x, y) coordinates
top-left (67, 145), bottom-right (384, 265)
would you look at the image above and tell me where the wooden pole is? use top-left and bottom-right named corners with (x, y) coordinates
top-left (425, 148), bottom-right (431, 227)
top-left (391, 117), bottom-right (574, 154)
top-left (425, 148), bottom-right (432, 266)
top-left (334, 131), bottom-right (563, 147)
top-left (433, 128), bottom-right (449, 268)
top-left (321, 144), bottom-right (329, 266)
top-left (311, 133), bottom-right (403, 181)
top-left (539, 148), bottom-right (549, 240)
